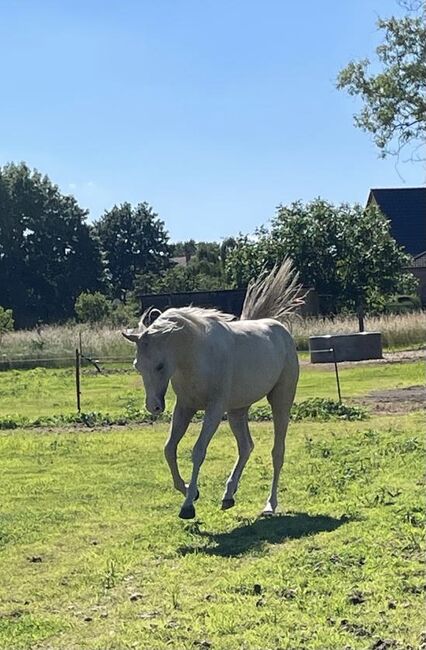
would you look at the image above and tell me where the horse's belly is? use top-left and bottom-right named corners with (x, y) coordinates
top-left (227, 372), bottom-right (280, 409)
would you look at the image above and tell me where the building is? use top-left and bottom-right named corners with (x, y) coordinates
top-left (366, 187), bottom-right (426, 304)
top-left (139, 287), bottom-right (319, 318)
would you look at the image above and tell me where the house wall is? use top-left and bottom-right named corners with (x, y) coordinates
top-left (410, 267), bottom-right (426, 305)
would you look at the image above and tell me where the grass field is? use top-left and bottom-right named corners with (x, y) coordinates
top-left (0, 356), bottom-right (424, 649)
top-left (0, 411), bottom-right (424, 650)
top-left (0, 360), bottom-right (424, 421)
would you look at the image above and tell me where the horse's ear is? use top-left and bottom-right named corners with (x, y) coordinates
top-left (140, 307), bottom-right (162, 328)
top-left (122, 329), bottom-right (141, 343)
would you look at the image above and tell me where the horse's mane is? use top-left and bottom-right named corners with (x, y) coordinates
top-left (140, 306), bottom-right (235, 335)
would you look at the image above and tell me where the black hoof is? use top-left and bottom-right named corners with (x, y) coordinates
top-left (221, 498), bottom-right (235, 510)
top-left (179, 505), bottom-right (196, 519)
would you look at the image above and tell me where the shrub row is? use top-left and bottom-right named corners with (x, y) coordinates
top-left (0, 398), bottom-right (366, 430)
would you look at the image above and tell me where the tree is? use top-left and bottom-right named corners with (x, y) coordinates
top-left (171, 239), bottom-right (197, 263)
top-left (223, 234), bottom-right (267, 289)
top-left (225, 199), bottom-right (416, 312)
top-left (337, 2), bottom-right (426, 160)
top-left (94, 202), bottom-right (171, 300)
top-left (75, 292), bottom-right (111, 324)
top-left (0, 163), bottom-right (104, 328)
top-left (135, 240), bottom-right (229, 294)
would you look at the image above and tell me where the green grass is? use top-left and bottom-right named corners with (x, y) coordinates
top-left (0, 361), bottom-right (423, 420)
top-left (0, 412), bottom-right (424, 649)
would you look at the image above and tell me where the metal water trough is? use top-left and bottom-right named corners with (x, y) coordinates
top-left (309, 332), bottom-right (383, 363)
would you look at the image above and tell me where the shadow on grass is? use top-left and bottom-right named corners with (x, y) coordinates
top-left (178, 511), bottom-right (350, 557)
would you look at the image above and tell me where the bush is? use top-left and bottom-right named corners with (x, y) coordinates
top-left (290, 398), bottom-right (366, 421)
top-left (383, 294), bottom-right (421, 315)
top-left (75, 292), bottom-right (111, 324)
top-left (108, 299), bottom-right (140, 328)
top-left (0, 399), bottom-right (367, 430)
top-left (0, 307), bottom-right (14, 335)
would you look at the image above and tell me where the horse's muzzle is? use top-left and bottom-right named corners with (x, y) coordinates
top-left (146, 396), bottom-right (165, 415)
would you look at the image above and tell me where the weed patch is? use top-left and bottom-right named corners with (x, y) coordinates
top-left (0, 398), bottom-right (367, 430)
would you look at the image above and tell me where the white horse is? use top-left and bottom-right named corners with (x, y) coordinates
top-left (123, 259), bottom-right (304, 519)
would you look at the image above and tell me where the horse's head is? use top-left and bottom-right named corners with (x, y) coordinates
top-left (122, 312), bottom-right (182, 414)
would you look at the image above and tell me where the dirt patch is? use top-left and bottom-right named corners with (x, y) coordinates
top-left (354, 385), bottom-right (426, 414)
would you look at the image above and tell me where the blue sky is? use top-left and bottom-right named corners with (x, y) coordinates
top-left (0, 0), bottom-right (423, 241)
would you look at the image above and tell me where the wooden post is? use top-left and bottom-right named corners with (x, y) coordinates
top-left (357, 300), bottom-right (365, 333)
top-left (75, 348), bottom-right (81, 412)
top-left (331, 346), bottom-right (342, 403)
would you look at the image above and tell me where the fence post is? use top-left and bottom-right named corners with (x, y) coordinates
top-left (331, 346), bottom-right (342, 403)
top-left (75, 348), bottom-right (81, 412)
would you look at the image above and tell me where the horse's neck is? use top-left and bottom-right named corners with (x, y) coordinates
top-left (170, 325), bottom-right (202, 372)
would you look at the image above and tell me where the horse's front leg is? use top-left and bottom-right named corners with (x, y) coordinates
top-left (179, 404), bottom-right (224, 519)
top-left (164, 403), bottom-right (195, 496)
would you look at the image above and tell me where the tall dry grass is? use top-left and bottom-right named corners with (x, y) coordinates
top-left (0, 324), bottom-right (133, 368)
top-left (0, 312), bottom-right (425, 368)
top-left (291, 312), bottom-right (426, 350)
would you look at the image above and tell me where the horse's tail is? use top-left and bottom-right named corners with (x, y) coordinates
top-left (240, 258), bottom-right (306, 323)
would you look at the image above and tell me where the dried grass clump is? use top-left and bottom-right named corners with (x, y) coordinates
top-left (292, 311), bottom-right (426, 350)
top-left (0, 311), bottom-right (424, 367)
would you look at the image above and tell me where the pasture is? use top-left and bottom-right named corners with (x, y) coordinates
top-left (0, 358), bottom-right (424, 649)
top-left (0, 359), bottom-right (423, 421)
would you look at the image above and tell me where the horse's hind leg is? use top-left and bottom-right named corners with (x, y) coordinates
top-left (221, 408), bottom-right (254, 510)
top-left (263, 372), bottom-right (298, 515)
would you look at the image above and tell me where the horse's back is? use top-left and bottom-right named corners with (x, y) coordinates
top-left (226, 318), bottom-right (298, 410)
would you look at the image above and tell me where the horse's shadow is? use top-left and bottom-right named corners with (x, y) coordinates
top-left (178, 511), bottom-right (349, 557)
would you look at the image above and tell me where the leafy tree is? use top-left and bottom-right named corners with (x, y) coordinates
top-left (135, 241), bottom-right (229, 294)
top-left (171, 239), bottom-right (197, 263)
top-left (0, 163), bottom-right (104, 328)
top-left (75, 292), bottom-right (111, 324)
top-left (337, 2), bottom-right (426, 160)
top-left (220, 236), bottom-right (237, 267)
top-left (225, 199), bottom-right (416, 312)
top-left (94, 202), bottom-right (171, 300)
top-left (223, 234), bottom-right (267, 289)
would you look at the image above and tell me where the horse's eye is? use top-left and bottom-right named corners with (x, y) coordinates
top-left (155, 363), bottom-right (164, 372)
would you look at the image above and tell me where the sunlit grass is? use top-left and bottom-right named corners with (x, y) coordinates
top-left (0, 361), bottom-right (423, 420)
top-left (0, 412), bottom-right (424, 649)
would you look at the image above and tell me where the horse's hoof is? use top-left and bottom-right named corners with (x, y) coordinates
top-left (221, 498), bottom-right (235, 510)
top-left (179, 505), bottom-right (196, 519)
top-left (261, 503), bottom-right (276, 517)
